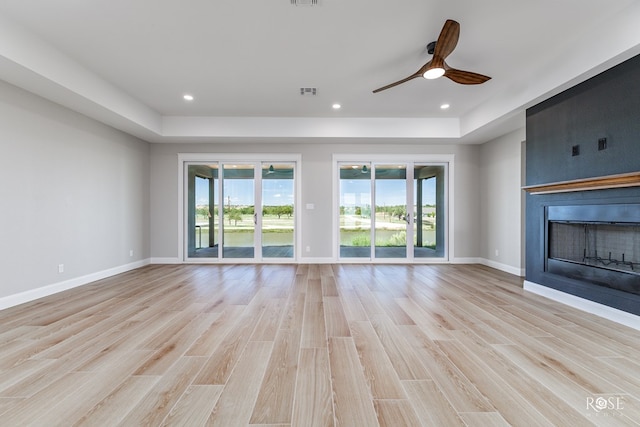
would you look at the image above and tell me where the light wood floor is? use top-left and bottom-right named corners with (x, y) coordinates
top-left (0, 264), bottom-right (638, 426)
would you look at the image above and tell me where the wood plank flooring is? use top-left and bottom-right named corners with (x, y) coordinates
top-left (0, 264), bottom-right (639, 426)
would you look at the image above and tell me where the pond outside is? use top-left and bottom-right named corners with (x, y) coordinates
top-left (194, 212), bottom-right (435, 248)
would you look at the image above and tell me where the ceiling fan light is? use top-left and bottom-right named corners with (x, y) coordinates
top-left (423, 67), bottom-right (445, 80)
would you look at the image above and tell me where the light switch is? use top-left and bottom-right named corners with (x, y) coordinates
top-left (306, 203), bottom-right (315, 210)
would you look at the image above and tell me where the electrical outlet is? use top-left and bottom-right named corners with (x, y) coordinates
top-left (598, 137), bottom-right (607, 151)
top-left (306, 246), bottom-right (311, 253)
top-left (572, 145), bottom-right (580, 156)
top-left (58, 264), bottom-right (64, 273)
top-left (129, 249), bottom-right (134, 257)
top-left (495, 249), bottom-right (499, 257)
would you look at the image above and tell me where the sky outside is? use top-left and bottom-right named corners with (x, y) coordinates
top-left (196, 177), bottom-right (294, 206)
top-left (341, 178), bottom-right (436, 207)
top-left (197, 176), bottom-right (436, 207)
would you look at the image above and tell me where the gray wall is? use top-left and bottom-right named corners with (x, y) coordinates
top-left (479, 128), bottom-right (526, 274)
top-left (0, 80), bottom-right (150, 299)
top-left (527, 53), bottom-right (640, 186)
top-left (149, 142), bottom-right (486, 262)
top-left (0, 76), bottom-right (526, 305)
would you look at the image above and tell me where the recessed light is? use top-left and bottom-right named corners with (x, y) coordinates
top-left (440, 103), bottom-right (450, 110)
top-left (183, 94), bottom-right (194, 101)
top-left (332, 103), bottom-right (341, 110)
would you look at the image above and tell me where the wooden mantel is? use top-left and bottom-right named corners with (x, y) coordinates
top-left (522, 171), bottom-right (640, 195)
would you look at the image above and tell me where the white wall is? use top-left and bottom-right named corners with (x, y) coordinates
top-left (149, 142), bottom-right (482, 262)
top-left (479, 128), bottom-right (526, 275)
top-left (0, 80), bottom-right (150, 303)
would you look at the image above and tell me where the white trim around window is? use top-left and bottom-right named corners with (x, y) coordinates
top-left (177, 153), bottom-right (302, 263)
top-left (332, 154), bottom-right (455, 264)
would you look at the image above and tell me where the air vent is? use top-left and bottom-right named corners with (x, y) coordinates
top-left (291, 0), bottom-right (319, 6)
top-left (300, 87), bottom-right (317, 96)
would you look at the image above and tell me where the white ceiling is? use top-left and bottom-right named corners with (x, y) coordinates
top-left (0, 0), bottom-right (639, 144)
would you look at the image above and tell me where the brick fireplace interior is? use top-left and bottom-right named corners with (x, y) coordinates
top-left (546, 204), bottom-right (640, 296)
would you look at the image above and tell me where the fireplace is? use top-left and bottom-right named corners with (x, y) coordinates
top-left (546, 204), bottom-right (640, 296)
top-left (524, 53), bottom-right (640, 323)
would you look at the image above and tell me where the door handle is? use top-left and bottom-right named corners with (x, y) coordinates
top-left (254, 213), bottom-right (257, 225)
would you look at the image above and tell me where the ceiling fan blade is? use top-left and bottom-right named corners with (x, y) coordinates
top-left (444, 68), bottom-right (491, 85)
top-left (372, 71), bottom-right (422, 93)
top-left (433, 19), bottom-right (460, 60)
top-left (373, 19), bottom-right (488, 92)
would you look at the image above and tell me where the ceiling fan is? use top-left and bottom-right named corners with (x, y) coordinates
top-left (373, 19), bottom-right (491, 93)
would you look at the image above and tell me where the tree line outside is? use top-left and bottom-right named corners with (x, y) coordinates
top-left (196, 205), bottom-right (293, 226)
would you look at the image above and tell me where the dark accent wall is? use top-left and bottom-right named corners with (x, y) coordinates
top-left (526, 54), bottom-right (640, 315)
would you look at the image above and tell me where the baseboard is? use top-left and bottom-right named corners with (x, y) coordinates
top-left (524, 280), bottom-right (640, 331)
top-left (150, 257), bottom-right (181, 264)
top-left (451, 257), bottom-right (481, 264)
top-left (478, 258), bottom-right (525, 277)
top-left (0, 259), bottom-right (151, 311)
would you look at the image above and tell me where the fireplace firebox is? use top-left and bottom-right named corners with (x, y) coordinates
top-left (546, 204), bottom-right (640, 296)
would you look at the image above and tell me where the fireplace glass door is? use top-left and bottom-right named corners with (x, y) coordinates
top-left (546, 204), bottom-right (640, 295)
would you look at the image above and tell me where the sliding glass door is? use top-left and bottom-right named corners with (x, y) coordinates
top-left (187, 165), bottom-right (219, 258)
top-left (184, 156), bottom-right (298, 262)
top-left (339, 163), bottom-right (372, 258)
top-left (413, 164), bottom-right (445, 258)
top-left (222, 163), bottom-right (256, 259)
top-left (338, 159), bottom-right (448, 261)
top-left (375, 164), bottom-right (408, 258)
top-left (261, 163), bottom-right (295, 258)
